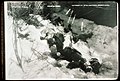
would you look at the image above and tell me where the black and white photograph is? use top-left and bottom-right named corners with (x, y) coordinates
top-left (4, 1), bottom-right (118, 80)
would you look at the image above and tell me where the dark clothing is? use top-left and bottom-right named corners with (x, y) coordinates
top-left (66, 61), bottom-right (80, 69)
top-left (62, 47), bottom-right (82, 62)
top-left (47, 38), bottom-right (55, 48)
top-left (53, 33), bottom-right (64, 53)
top-left (89, 58), bottom-right (101, 74)
top-left (66, 60), bottom-right (92, 73)
top-left (91, 61), bottom-right (101, 74)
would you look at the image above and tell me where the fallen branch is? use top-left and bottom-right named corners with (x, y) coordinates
top-left (31, 48), bottom-right (44, 60)
top-left (13, 18), bottom-right (24, 72)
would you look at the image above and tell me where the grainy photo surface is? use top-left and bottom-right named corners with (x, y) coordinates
top-left (4, 1), bottom-right (118, 80)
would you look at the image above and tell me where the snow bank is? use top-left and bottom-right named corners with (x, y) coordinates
top-left (5, 12), bottom-right (118, 79)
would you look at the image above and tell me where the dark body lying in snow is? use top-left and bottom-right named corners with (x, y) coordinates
top-left (46, 32), bottom-right (101, 74)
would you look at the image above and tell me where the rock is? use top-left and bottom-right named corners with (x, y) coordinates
top-left (101, 61), bottom-right (113, 70)
top-left (99, 61), bottom-right (114, 75)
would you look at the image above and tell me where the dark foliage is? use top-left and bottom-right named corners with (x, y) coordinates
top-left (73, 32), bottom-right (93, 43)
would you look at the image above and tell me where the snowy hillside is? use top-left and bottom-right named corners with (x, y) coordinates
top-left (5, 2), bottom-right (118, 80)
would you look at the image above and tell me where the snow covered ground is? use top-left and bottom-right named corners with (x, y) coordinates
top-left (5, 2), bottom-right (118, 80)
